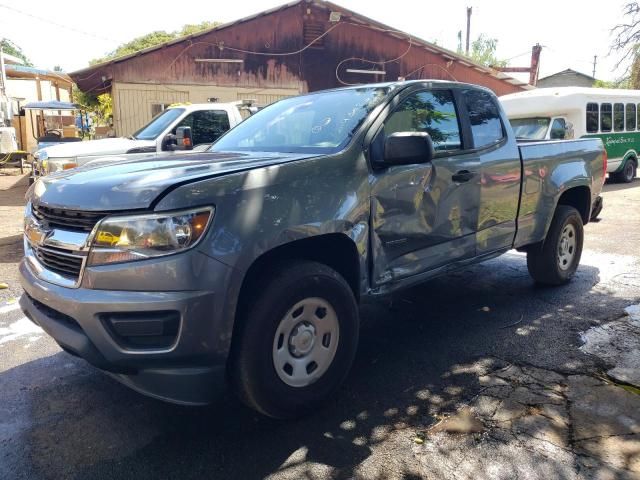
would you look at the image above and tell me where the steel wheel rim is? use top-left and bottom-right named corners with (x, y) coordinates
top-left (272, 297), bottom-right (340, 388)
top-left (626, 162), bottom-right (634, 179)
top-left (557, 223), bottom-right (577, 271)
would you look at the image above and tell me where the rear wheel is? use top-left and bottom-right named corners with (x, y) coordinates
top-left (229, 260), bottom-right (359, 419)
top-left (526, 205), bottom-right (584, 285)
top-left (613, 159), bottom-right (636, 183)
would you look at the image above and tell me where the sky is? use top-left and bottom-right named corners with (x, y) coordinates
top-left (0, 0), bottom-right (632, 83)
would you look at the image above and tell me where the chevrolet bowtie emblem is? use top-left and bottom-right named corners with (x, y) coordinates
top-left (25, 217), bottom-right (52, 246)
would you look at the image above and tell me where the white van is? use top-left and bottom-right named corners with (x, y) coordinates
top-left (501, 87), bottom-right (640, 183)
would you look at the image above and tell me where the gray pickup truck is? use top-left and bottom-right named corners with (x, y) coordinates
top-left (19, 81), bottom-right (605, 418)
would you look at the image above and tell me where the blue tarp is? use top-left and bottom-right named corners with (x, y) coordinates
top-left (23, 100), bottom-right (79, 110)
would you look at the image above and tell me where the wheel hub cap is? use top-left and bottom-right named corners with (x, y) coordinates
top-left (557, 224), bottom-right (577, 271)
top-left (272, 297), bottom-right (340, 388)
top-left (289, 322), bottom-right (316, 357)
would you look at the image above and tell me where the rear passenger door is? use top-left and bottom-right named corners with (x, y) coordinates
top-left (369, 87), bottom-right (481, 286)
top-left (460, 89), bottom-right (521, 254)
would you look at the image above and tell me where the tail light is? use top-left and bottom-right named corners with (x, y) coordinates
top-left (602, 148), bottom-right (608, 184)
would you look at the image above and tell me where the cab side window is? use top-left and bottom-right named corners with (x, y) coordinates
top-left (384, 90), bottom-right (462, 152)
top-left (462, 89), bottom-right (504, 148)
top-left (175, 110), bottom-right (231, 145)
top-left (550, 118), bottom-right (566, 139)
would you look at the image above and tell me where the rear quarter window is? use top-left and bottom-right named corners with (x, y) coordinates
top-left (462, 90), bottom-right (504, 148)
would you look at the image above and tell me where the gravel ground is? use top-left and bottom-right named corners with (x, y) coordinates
top-left (0, 173), bottom-right (639, 480)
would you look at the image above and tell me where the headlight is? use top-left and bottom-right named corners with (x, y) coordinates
top-left (88, 207), bottom-right (214, 266)
top-left (46, 157), bottom-right (77, 173)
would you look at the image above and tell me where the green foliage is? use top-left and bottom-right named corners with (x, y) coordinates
top-left (469, 34), bottom-right (507, 68)
top-left (593, 78), bottom-right (631, 88)
top-left (72, 88), bottom-right (112, 126)
top-left (53, 65), bottom-right (63, 72)
top-left (0, 38), bottom-right (33, 66)
top-left (90, 21), bottom-right (220, 65)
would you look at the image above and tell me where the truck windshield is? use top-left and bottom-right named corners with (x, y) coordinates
top-left (510, 117), bottom-right (550, 140)
top-left (132, 108), bottom-right (186, 140)
top-left (211, 87), bottom-right (391, 154)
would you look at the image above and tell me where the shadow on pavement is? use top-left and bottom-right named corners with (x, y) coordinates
top-left (2, 252), bottom-right (637, 480)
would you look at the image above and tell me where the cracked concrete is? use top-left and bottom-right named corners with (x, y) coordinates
top-left (580, 304), bottom-right (640, 388)
top-left (415, 363), bottom-right (640, 479)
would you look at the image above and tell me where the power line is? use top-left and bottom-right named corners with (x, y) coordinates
top-left (0, 4), bottom-right (117, 43)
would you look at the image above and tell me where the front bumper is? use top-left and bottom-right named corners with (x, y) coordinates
top-left (19, 257), bottom-right (232, 405)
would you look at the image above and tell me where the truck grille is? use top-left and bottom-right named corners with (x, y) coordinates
top-left (32, 204), bottom-right (105, 232)
top-left (32, 246), bottom-right (84, 280)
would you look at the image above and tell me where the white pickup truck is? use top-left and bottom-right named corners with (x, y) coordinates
top-left (32, 101), bottom-right (253, 177)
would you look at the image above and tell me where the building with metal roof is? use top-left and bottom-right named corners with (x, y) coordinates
top-left (71, 0), bottom-right (531, 136)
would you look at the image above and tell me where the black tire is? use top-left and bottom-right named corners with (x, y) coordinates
top-left (590, 196), bottom-right (603, 221)
top-left (526, 205), bottom-right (584, 285)
top-left (613, 159), bottom-right (636, 183)
top-left (229, 260), bottom-right (359, 419)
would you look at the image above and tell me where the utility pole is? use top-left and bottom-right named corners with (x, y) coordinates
top-left (491, 43), bottom-right (542, 86)
top-left (592, 55), bottom-right (597, 79)
top-left (465, 7), bottom-right (472, 56)
top-left (529, 43), bottom-right (542, 86)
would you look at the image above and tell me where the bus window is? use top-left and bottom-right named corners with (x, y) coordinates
top-left (627, 104), bottom-right (637, 130)
top-left (586, 103), bottom-right (599, 133)
top-left (614, 103), bottom-right (624, 131)
top-left (601, 103), bottom-right (612, 132)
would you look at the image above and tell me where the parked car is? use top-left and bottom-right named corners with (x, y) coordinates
top-left (31, 101), bottom-right (255, 180)
top-left (20, 80), bottom-right (605, 418)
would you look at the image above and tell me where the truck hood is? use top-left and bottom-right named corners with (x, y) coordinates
top-left (32, 151), bottom-right (315, 211)
top-left (40, 137), bottom-right (155, 158)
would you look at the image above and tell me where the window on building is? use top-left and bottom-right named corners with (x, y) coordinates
top-left (601, 103), bottom-right (612, 132)
top-left (614, 103), bottom-right (625, 131)
top-left (586, 103), bottom-right (599, 133)
top-left (463, 89), bottom-right (504, 148)
top-left (174, 110), bottom-right (231, 146)
top-left (384, 90), bottom-right (462, 151)
top-left (627, 103), bottom-right (637, 131)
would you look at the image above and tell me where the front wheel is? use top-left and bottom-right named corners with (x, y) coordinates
top-left (526, 205), bottom-right (584, 285)
top-left (229, 260), bottom-right (359, 419)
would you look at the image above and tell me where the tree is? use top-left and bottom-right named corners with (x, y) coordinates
top-left (53, 65), bottom-right (64, 72)
top-left (469, 34), bottom-right (507, 68)
top-left (72, 88), bottom-right (112, 126)
top-left (90, 21), bottom-right (220, 65)
top-left (0, 38), bottom-right (33, 66)
top-left (611, 2), bottom-right (640, 87)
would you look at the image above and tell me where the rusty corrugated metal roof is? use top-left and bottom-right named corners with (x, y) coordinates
top-left (70, 0), bottom-right (532, 90)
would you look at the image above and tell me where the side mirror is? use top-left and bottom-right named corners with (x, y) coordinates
top-left (383, 132), bottom-right (434, 166)
top-left (176, 126), bottom-right (193, 150)
top-left (161, 134), bottom-right (177, 151)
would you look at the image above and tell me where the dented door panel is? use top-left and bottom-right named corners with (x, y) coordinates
top-left (370, 150), bottom-right (480, 286)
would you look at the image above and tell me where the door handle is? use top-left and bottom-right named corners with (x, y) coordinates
top-left (452, 170), bottom-right (475, 183)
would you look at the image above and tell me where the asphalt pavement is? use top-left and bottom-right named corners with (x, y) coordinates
top-left (1, 176), bottom-right (639, 480)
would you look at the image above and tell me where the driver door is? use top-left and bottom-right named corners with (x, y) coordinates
top-left (369, 88), bottom-right (481, 287)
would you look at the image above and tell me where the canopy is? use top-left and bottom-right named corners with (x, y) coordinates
top-left (23, 101), bottom-right (79, 110)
